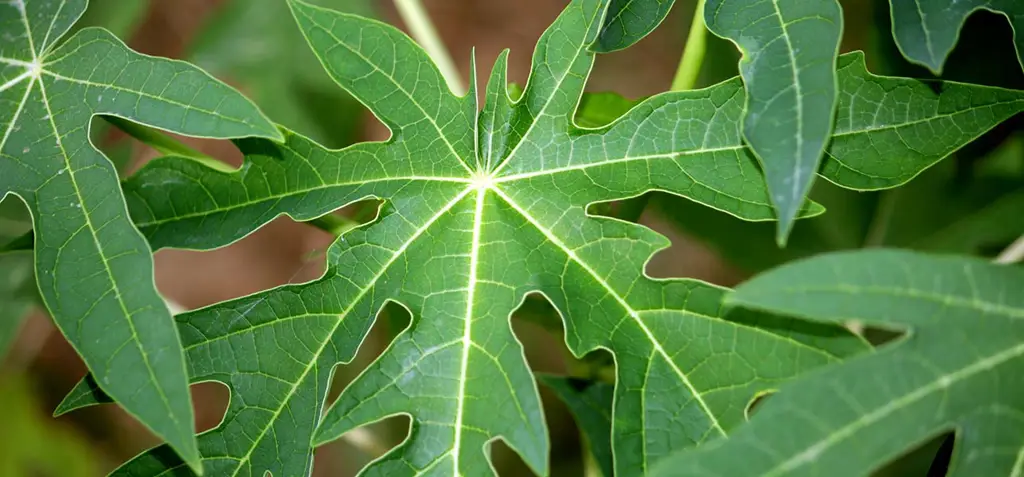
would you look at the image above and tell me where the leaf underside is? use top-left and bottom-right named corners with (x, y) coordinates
top-left (1, 0), bottom-right (281, 470)
top-left (705, 0), bottom-right (843, 244)
top-left (56, 1), bottom-right (1024, 476)
top-left (654, 250), bottom-right (1024, 477)
top-left (889, 0), bottom-right (1024, 74)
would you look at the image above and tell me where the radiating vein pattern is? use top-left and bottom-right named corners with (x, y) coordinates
top-left (0, 0), bottom-right (280, 470)
top-left (58, 0), bottom-right (1024, 476)
top-left (654, 250), bottom-right (1024, 477)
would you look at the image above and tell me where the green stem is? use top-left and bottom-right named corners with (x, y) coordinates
top-left (670, 0), bottom-right (708, 92)
top-left (393, 0), bottom-right (464, 95)
top-left (308, 213), bottom-right (359, 236)
top-left (862, 189), bottom-right (899, 247)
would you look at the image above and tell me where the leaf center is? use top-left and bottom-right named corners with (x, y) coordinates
top-left (470, 169), bottom-right (496, 191)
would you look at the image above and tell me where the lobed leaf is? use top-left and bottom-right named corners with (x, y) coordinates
top-left (64, 1), bottom-right (863, 475)
top-left (705, 0), bottom-right (843, 243)
top-left (889, 0), bottom-right (1023, 75)
top-left (57, 1), bottom-right (1024, 476)
top-left (595, 0), bottom-right (676, 52)
top-left (0, 0), bottom-right (280, 471)
top-left (653, 250), bottom-right (1024, 476)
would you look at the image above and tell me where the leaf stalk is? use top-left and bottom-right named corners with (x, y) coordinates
top-left (393, 0), bottom-right (465, 94)
top-left (670, 0), bottom-right (707, 92)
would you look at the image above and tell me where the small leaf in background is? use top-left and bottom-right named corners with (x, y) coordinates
top-left (189, 0), bottom-right (373, 149)
top-left (540, 376), bottom-right (615, 477)
top-left (0, 197), bottom-right (34, 359)
top-left (654, 250), bottom-right (1024, 477)
top-left (888, 0), bottom-right (1024, 75)
top-left (705, 0), bottom-right (843, 244)
top-left (0, 1), bottom-right (281, 470)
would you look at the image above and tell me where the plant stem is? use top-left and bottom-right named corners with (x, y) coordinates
top-left (670, 0), bottom-right (708, 92)
top-left (394, 0), bottom-right (464, 94)
top-left (862, 189), bottom-right (899, 247)
top-left (995, 235), bottom-right (1024, 264)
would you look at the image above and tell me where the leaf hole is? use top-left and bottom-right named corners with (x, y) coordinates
top-left (190, 380), bottom-right (229, 434)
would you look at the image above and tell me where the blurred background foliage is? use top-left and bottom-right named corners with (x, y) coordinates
top-left (0, 0), bottom-right (1020, 476)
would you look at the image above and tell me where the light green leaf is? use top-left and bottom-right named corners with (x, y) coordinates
top-left (889, 0), bottom-right (1023, 75)
top-left (0, 0), bottom-right (281, 471)
top-left (653, 249), bottom-right (1024, 477)
top-left (705, 0), bottom-right (843, 243)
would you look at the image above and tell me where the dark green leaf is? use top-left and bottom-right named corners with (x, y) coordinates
top-left (889, 0), bottom-right (1023, 75)
top-left (0, 0), bottom-right (281, 470)
top-left (705, 0), bottom-right (843, 243)
top-left (541, 376), bottom-right (615, 477)
top-left (653, 250), bottom-right (1024, 476)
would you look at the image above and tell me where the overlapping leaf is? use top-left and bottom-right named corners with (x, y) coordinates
top-left (0, 0), bottom-right (280, 470)
top-left (58, 0), bottom-right (880, 475)
top-left (653, 250), bottom-right (1024, 476)
top-left (705, 0), bottom-right (843, 243)
top-left (57, 0), bottom-right (1024, 473)
top-left (189, 0), bottom-right (373, 149)
top-left (889, 0), bottom-right (1023, 75)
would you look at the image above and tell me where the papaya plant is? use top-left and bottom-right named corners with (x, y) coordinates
top-left (1, 0), bottom-right (1022, 476)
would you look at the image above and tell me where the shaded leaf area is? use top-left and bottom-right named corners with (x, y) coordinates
top-left (189, 0), bottom-right (373, 149)
top-left (0, 196), bottom-right (34, 358)
top-left (0, 0), bottom-right (281, 469)
top-left (888, 0), bottom-right (1023, 75)
top-left (540, 376), bottom-right (615, 477)
top-left (653, 250), bottom-right (1024, 477)
top-left (595, 0), bottom-right (676, 52)
top-left (58, 1), bottom-right (875, 476)
top-left (705, 0), bottom-right (842, 242)
top-left (657, 139), bottom-right (1024, 274)
top-left (0, 374), bottom-right (99, 476)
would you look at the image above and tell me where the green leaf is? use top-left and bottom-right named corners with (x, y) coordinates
top-left (823, 52), bottom-right (1024, 190)
top-left (595, 0), bottom-right (677, 52)
top-left (62, 2), bottom-right (1024, 476)
top-left (60, 1), bottom-right (861, 475)
top-left (188, 0), bottom-right (373, 149)
top-left (889, 0), bottom-right (1024, 75)
top-left (540, 376), bottom-right (615, 477)
top-left (653, 249), bottom-right (1024, 477)
top-left (0, 0), bottom-right (281, 471)
top-left (705, 0), bottom-right (843, 243)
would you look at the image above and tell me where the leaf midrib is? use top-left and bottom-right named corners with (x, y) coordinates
top-left (224, 187), bottom-right (473, 476)
top-left (765, 339), bottom-right (1024, 476)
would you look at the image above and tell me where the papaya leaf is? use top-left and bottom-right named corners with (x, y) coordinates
top-left (889, 0), bottom-right (1023, 75)
top-left (705, 0), bottom-right (843, 244)
top-left (57, 1), bottom-right (1024, 476)
top-left (595, 0), bottom-right (677, 52)
top-left (653, 250), bottom-right (1024, 477)
top-left (59, 0), bottom-right (865, 475)
top-left (0, 0), bottom-right (281, 470)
